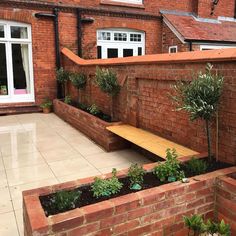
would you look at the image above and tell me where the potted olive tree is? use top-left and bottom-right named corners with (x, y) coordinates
top-left (172, 64), bottom-right (224, 161)
top-left (56, 67), bottom-right (70, 98)
top-left (95, 67), bottom-right (120, 120)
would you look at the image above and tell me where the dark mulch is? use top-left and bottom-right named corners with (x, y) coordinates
top-left (40, 158), bottom-right (233, 217)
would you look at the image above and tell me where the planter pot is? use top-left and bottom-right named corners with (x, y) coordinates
top-left (23, 162), bottom-right (236, 236)
top-left (53, 99), bottom-right (128, 151)
top-left (42, 107), bottom-right (52, 114)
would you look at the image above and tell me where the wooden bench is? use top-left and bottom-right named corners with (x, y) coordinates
top-left (106, 124), bottom-right (199, 160)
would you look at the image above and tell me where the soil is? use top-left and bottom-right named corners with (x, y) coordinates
top-left (69, 101), bottom-right (113, 122)
top-left (40, 158), bottom-right (233, 217)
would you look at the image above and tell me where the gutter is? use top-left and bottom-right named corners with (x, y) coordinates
top-left (185, 39), bottom-right (236, 45)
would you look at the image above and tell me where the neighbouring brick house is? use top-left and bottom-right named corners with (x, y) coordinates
top-left (0, 0), bottom-right (236, 111)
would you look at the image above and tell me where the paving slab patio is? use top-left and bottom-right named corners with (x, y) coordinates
top-left (0, 113), bottom-right (152, 236)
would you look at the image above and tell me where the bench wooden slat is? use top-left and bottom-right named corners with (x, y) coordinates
top-left (106, 124), bottom-right (199, 160)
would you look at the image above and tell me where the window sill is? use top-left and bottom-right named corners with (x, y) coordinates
top-left (100, 0), bottom-right (145, 9)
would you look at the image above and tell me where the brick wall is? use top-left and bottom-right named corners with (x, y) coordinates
top-left (23, 164), bottom-right (236, 236)
top-left (215, 175), bottom-right (236, 235)
top-left (62, 48), bottom-right (236, 164)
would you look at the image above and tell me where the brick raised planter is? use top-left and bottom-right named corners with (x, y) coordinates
top-left (23, 160), bottom-right (236, 236)
top-left (53, 99), bottom-right (128, 151)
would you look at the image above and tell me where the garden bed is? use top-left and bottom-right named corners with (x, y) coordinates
top-left (53, 99), bottom-right (128, 151)
top-left (23, 153), bottom-right (236, 236)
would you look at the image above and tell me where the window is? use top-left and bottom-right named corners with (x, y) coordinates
top-left (169, 46), bottom-right (178, 53)
top-left (0, 20), bottom-right (34, 103)
top-left (111, 0), bottom-right (142, 4)
top-left (97, 29), bottom-right (145, 59)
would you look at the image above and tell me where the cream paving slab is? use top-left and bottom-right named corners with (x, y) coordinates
top-left (40, 146), bottom-right (80, 163)
top-left (74, 143), bottom-right (105, 156)
top-left (15, 209), bottom-right (23, 236)
top-left (0, 157), bottom-right (5, 171)
top-left (49, 157), bottom-right (98, 177)
top-left (3, 152), bottom-right (46, 170)
top-left (0, 211), bottom-right (19, 236)
top-left (0, 143), bottom-right (38, 157)
top-left (0, 186), bottom-right (13, 214)
top-left (58, 169), bottom-right (101, 183)
top-left (6, 164), bottom-right (55, 186)
top-left (98, 162), bottom-right (133, 174)
top-left (0, 170), bottom-right (8, 188)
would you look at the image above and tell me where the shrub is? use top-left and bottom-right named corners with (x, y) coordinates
top-left (40, 98), bottom-right (52, 109)
top-left (185, 157), bottom-right (208, 176)
top-left (216, 220), bottom-right (230, 236)
top-left (95, 67), bottom-right (120, 97)
top-left (88, 104), bottom-right (100, 116)
top-left (56, 67), bottom-right (70, 84)
top-left (91, 168), bottom-right (123, 198)
top-left (51, 190), bottom-right (81, 212)
top-left (183, 214), bottom-right (205, 236)
top-left (69, 72), bottom-right (87, 90)
top-left (77, 102), bottom-right (88, 111)
top-left (172, 63), bottom-right (224, 161)
top-left (153, 148), bottom-right (185, 182)
top-left (64, 95), bottom-right (72, 105)
top-left (128, 163), bottom-right (145, 190)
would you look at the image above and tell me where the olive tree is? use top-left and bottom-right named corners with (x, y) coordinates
top-left (172, 64), bottom-right (224, 161)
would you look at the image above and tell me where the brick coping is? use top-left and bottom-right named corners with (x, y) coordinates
top-left (23, 164), bottom-right (236, 235)
top-left (61, 47), bottom-right (236, 67)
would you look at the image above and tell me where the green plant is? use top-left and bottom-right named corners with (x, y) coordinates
top-left (64, 95), bottom-right (72, 104)
top-left (172, 63), bottom-right (224, 161)
top-left (185, 157), bottom-right (208, 176)
top-left (91, 168), bottom-right (123, 198)
top-left (52, 190), bottom-right (81, 212)
top-left (217, 220), bottom-right (230, 236)
top-left (40, 98), bottom-right (53, 109)
top-left (77, 102), bottom-right (88, 111)
top-left (95, 67), bottom-right (120, 119)
top-left (69, 72), bottom-right (87, 90)
top-left (183, 214), bottom-right (205, 236)
top-left (56, 67), bottom-right (70, 97)
top-left (88, 104), bottom-right (100, 116)
top-left (153, 148), bottom-right (185, 182)
top-left (128, 163), bottom-right (145, 190)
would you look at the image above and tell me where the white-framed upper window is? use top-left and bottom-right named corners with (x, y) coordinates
top-left (200, 45), bottom-right (236, 50)
top-left (97, 28), bottom-right (145, 59)
top-left (0, 20), bottom-right (34, 103)
top-left (111, 0), bottom-right (143, 4)
top-left (169, 46), bottom-right (178, 53)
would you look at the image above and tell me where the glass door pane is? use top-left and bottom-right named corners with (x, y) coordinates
top-left (0, 43), bottom-right (8, 96)
top-left (123, 49), bottom-right (133, 57)
top-left (11, 44), bottom-right (31, 95)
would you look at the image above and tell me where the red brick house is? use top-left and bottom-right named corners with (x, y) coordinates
top-left (0, 0), bottom-right (236, 111)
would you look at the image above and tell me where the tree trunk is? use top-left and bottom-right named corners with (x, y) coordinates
top-left (110, 96), bottom-right (114, 121)
top-left (206, 119), bottom-right (212, 161)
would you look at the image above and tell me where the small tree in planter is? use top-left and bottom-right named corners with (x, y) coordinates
top-left (56, 67), bottom-right (70, 98)
top-left (95, 67), bottom-right (120, 120)
top-left (172, 64), bottom-right (224, 161)
top-left (69, 72), bottom-right (87, 103)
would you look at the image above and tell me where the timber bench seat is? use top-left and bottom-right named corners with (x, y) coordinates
top-left (106, 124), bottom-right (199, 160)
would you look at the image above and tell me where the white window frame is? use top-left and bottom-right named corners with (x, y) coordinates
top-left (97, 28), bottom-right (145, 59)
top-left (111, 0), bottom-right (142, 4)
top-left (0, 20), bottom-right (35, 104)
top-left (169, 46), bottom-right (178, 53)
top-left (200, 45), bottom-right (236, 50)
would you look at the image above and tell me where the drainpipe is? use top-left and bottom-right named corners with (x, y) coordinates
top-left (189, 41), bottom-right (193, 51)
top-left (77, 9), bottom-right (83, 57)
top-left (234, 0), bottom-right (236, 18)
top-left (35, 8), bottom-right (62, 99)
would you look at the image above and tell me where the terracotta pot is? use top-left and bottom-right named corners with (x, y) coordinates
top-left (42, 107), bottom-right (51, 114)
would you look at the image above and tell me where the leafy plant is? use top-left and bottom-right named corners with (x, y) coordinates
top-left (88, 104), bottom-right (100, 116)
top-left (77, 102), bottom-right (88, 111)
top-left (40, 98), bottom-right (53, 109)
top-left (217, 220), bottom-right (230, 236)
top-left (153, 148), bottom-right (185, 182)
top-left (69, 72), bottom-right (87, 90)
top-left (95, 67), bottom-right (120, 119)
top-left (56, 67), bottom-right (70, 97)
top-left (64, 95), bottom-right (72, 105)
top-left (91, 168), bottom-right (123, 198)
top-left (185, 157), bottom-right (208, 176)
top-left (51, 190), bottom-right (81, 212)
top-left (128, 163), bottom-right (145, 190)
top-left (172, 63), bottom-right (224, 161)
top-left (183, 214), bottom-right (205, 236)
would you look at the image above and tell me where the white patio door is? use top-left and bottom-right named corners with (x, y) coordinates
top-left (0, 20), bottom-right (35, 103)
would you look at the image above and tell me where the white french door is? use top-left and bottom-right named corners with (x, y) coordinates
top-left (0, 20), bottom-right (35, 103)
